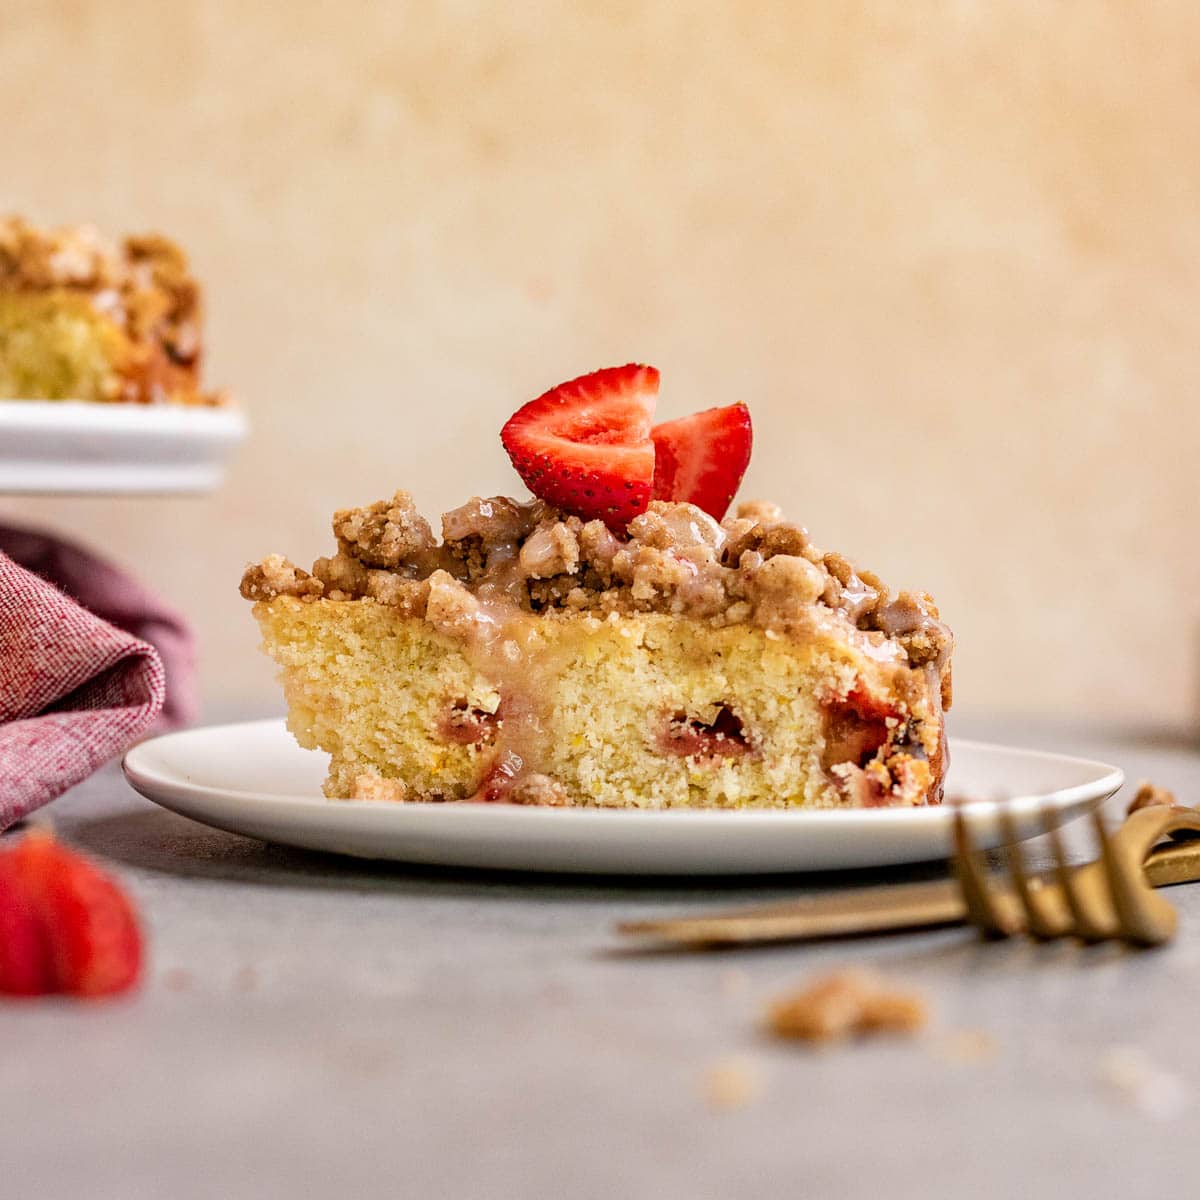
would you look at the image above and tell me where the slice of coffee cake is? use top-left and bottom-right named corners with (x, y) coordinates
top-left (0, 215), bottom-right (222, 405)
top-left (240, 365), bottom-right (952, 809)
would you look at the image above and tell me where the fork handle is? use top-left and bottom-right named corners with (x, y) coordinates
top-left (618, 879), bottom-right (966, 946)
top-left (619, 823), bottom-right (1200, 948)
top-left (1144, 838), bottom-right (1200, 887)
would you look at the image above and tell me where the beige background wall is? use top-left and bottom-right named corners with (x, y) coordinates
top-left (2, 0), bottom-right (1198, 729)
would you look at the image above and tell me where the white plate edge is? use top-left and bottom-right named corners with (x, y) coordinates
top-left (0, 399), bottom-right (248, 435)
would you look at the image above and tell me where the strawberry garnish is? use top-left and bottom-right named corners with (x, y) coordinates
top-left (0, 857), bottom-right (52, 997)
top-left (501, 364), bottom-right (659, 528)
top-left (651, 402), bottom-right (752, 522)
top-left (0, 832), bottom-right (142, 999)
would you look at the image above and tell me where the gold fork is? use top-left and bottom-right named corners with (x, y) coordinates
top-left (955, 803), bottom-right (1200, 946)
top-left (618, 804), bottom-right (1200, 949)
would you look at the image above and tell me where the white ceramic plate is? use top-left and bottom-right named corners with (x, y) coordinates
top-left (122, 719), bottom-right (1124, 875)
top-left (0, 400), bottom-right (247, 494)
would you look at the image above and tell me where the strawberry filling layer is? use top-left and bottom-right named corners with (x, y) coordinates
top-left (821, 685), bottom-right (900, 772)
top-left (658, 705), bottom-right (752, 760)
top-left (439, 701), bottom-right (500, 746)
top-left (473, 750), bottom-right (526, 803)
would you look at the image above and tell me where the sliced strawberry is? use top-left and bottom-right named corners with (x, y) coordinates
top-left (0, 856), bottom-right (52, 997)
top-left (651, 402), bottom-right (752, 521)
top-left (6, 833), bottom-right (143, 999)
top-left (501, 364), bottom-right (658, 528)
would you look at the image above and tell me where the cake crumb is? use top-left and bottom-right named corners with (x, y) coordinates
top-left (1126, 781), bottom-right (1178, 815)
top-left (1099, 1047), bottom-right (1192, 1120)
top-left (703, 1056), bottom-right (762, 1111)
top-left (933, 1029), bottom-right (998, 1064)
top-left (719, 967), bottom-right (751, 998)
top-left (766, 970), bottom-right (928, 1044)
top-left (509, 773), bottom-right (572, 807)
top-left (351, 773), bottom-right (408, 802)
top-left (736, 499), bottom-right (784, 524)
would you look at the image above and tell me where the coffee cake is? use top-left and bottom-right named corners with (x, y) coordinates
top-left (240, 365), bottom-right (953, 809)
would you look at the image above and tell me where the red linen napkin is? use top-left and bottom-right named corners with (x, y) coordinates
top-left (0, 536), bottom-right (181, 831)
top-left (0, 525), bottom-right (196, 728)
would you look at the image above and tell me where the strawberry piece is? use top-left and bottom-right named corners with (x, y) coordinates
top-left (658, 706), bottom-right (752, 760)
top-left (2, 833), bottom-right (143, 999)
top-left (842, 682), bottom-right (902, 725)
top-left (501, 364), bottom-right (659, 528)
top-left (651, 402), bottom-right (752, 521)
top-left (0, 857), bottom-right (52, 997)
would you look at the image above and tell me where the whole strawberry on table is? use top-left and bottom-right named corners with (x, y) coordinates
top-left (0, 832), bottom-right (143, 999)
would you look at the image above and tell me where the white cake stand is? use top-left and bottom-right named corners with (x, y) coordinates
top-left (0, 400), bottom-right (248, 495)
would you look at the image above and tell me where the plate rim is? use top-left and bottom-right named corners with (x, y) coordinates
top-left (0, 398), bottom-right (248, 496)
top-left (0, 398), bottom-right (247, 433)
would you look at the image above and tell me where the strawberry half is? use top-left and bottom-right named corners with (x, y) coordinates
top-left (0, 857), bottom-right (52, 997)
top-left (651, 402), bottom-right (753, 521)
top-left (0, 833), bottom-right (143, 999)
top-left (501, 364), bottom-right (659, 528)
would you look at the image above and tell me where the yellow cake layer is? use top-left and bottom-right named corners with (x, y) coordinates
top-left (253, 595), bottom-right (939, 809)
top-left (0, 292), bottom-right (129, 401)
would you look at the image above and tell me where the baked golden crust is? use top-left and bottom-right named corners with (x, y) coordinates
top-left (0, 215), bottom-right (222, 405)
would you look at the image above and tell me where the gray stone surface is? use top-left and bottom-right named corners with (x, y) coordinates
top-left (3, 718), bottom-right (1199, 1200)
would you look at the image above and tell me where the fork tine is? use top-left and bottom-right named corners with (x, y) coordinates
top-left (1041, 808), bottom-right (1117, 942)
top-left (1092, 811), bottom-right (1177, 947)
top-left (953, 808), bottom-right (1021, 937)
top-left (999, 807), bottom-right (1070, 938)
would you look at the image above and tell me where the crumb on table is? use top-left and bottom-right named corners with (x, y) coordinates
top-left (933, 1029), bottom-right (998, 1064)
top-left (1099, 1046), bottom-right (1192, 1120)
top-left (766, 969), bottom-right (928, 1044)
top-left (703, 1056), bottom-right (762, 1110)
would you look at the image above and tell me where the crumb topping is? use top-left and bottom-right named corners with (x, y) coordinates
top-left (240, 491), bottom-right (954, 704)
top-left (240, 554), bottom-right (324, 602)
top-left (332, 491), bottom-right (437, 568)
top-left (0, 214), bottom-right (221, 404)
